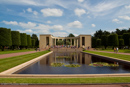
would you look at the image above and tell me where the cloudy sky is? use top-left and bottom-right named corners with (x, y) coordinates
top-left (0, 0), bottom-right (130, 37)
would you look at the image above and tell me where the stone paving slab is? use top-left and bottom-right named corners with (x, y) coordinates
top-left (0, 51), bottom-right (37, 59)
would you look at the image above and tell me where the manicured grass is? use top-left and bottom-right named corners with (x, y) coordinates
top-left (0, 77), bottom-right (130, 83)
top-left (99, 49), bottom-right (130, 53)
top-left (84, 50), bottom-right (130, 61)
top-left (0, 49), bottom-right (35, 55)
top-left (0, 50), bottom-right (50, 72)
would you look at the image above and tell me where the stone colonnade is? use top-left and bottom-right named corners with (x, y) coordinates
top-left (52, 38), bottom-right (78, 47)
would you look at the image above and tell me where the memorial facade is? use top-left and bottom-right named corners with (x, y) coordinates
top-left (39, 34), bottom-right (91, 49)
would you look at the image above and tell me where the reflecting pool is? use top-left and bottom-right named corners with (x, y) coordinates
top-left (16, 52), bottom-right (130, 74)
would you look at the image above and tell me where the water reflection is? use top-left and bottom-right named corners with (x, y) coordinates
top-left (17, 52), bottom-right (130, 74)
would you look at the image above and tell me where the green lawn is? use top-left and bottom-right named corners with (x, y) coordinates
top-left (0, 50), bottom-right (50, 72)
top-left (84, 50), bottom-right (130, 61)
top-left (0, 49), bottom-right (35, 55)
top-left (0, 77), bottom-right (130, 84)
top-left (99, 49), bottom-right (130, 53)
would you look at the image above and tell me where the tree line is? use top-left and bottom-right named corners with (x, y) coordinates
top-left (92, 28), bottom-right (130, 49)
top-left (0, 27), bottom-right (39, 51)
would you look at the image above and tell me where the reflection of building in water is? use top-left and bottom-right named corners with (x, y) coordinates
top-left (40, 52), bottom-right (92, 65)
top-left (40, 56), bottom-right (47, 65)
top-left (84, 54), bottom-right (91, 65)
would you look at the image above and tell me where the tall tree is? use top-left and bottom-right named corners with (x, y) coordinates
top-left (27, 35), bottom-right (31, 48)
top-left (101, 35), bottom-right (108, 49)
top-left (57, 40), bottom-right (64, 45)
top-left (119, 39), bottom-right (124, 49)
top-left (92, 37), bottom-right (97, 48)
top-left (97, 39), bottom-right (101, 47)
top-left (108, 34), bottom-right (119, 48)
top-left (123, 33), bottom-right (130, 46)
top-left (67, 33), bottom-right (75, 37)
top-left (20, 33), bottom-right (27, 49)
top-left (31, 39), bottom-right (35, 48)
top-left (0, 27), bottom-right (12, 51)
top-left (94, 29), bottom-right (103, 39)
top-left (11, 31), bottom-right (21, 50)
top-left (31, 34), bottom-right (39, 47)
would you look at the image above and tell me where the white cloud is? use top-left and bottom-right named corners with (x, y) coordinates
top-left (47, 21), bottom-right (51, 24)
top-left (2, 20), bottom-right (18, 25)
top-left (19, 22), bottom-right (37, 29)
top-left (74, 8), bottom-right (86, 17)
top-left (78, 0), bottom-right (84, 3)
top-left (125, 5), bottom-right (130, 9)
top-left (17, 29), bottom-right (33, 33)
top-left (87, 16), bottom-right (91, 18)
top-left (67, 21), bottom-right (82, 28)
top-left (27, 8), bottom-right (32, 12)
top-left (34, 24), bottom-right (51, 30)
top-left (51, 25), bottom-right (63, 30)
top-left (52, 32), bottom-right (68, 37)
top-left (91, 24), bottom-right (96, 27)
top-left (112, 19), bottom-right (122, 23)
top-left (41, 8), bottom-right (63, 17)
top-left (33, 11), bottom-right (38, 15)
top-left (118, 15), bottom-right (130, 20)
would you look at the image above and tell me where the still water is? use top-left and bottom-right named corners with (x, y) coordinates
top-left (16, 52), bottom-right (130, 74)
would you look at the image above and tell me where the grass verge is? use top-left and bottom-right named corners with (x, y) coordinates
top-left (0, 77), bottom-right (130, 83)
top-left (0, 49), bottom-right (35, 55)
top-left (0, 50), bottom-right (50, 72)
top-left (84, 50), bottom-right (130, 61)
top-left (99, 49), bottom-right (130, 53)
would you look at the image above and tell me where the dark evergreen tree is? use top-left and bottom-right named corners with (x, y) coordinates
top-left (92, 37), bottom-right (97, 48)
top-left (31, 34), bottom-right (39, 47)
top-left (97, 39), bottom-right (101, 47)
top-left (67, 33), bottom-right (75, 37)
top-left (27, 35), bottom-right (31, 48)
top-left (31, 39), bottom-right (35, 48)
top-left (118, 35), bottom-right (123, 39)
top-left (108, 34), bottom-right (119, 48)
top-left (119, 39), bottom-right (124, 49)
top-left (11, 31), bottom-right (21, 50)
top-left (123, 33), bottom-right (130, 46)
top-left (101, 35), bottom-right (108, 49)
top-left (0, 27), bottom-right (12, 51)
top-left (20, 33), bottom-right (27, 49)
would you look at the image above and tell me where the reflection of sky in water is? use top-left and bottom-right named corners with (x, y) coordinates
top-left (17, 52), bottom-right (130, 74)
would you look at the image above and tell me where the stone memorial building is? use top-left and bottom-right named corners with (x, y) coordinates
top-left (39, 34), bottom-right (91, 49)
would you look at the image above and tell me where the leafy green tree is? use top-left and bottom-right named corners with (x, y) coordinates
top-left (123, 33), bottom-right (130, 46)
top-left (0, 27), bottom-right (12, 51)
top-left (20, 33), bottom-right (27, 49)
top-left (11, 31), bottom-right (21, 50)
top-left (57, 40), bottom-right (64, 45)
top-left (101, 35), bottom-right (108, 49)
top-left (67, 33), bottom-right (75, 37)
top-left (108, 34), bottom-right (119, 48)
top-left (31, 39), bottom-right (35, 48)
top-left (118, 35), bottom-right (123, 39)
top-left (119, 39), bottom-right (124, 48)
top-left (27, 35), bottom-right (31, 48)
top-left (31, 34), bottom-right (39, 47)
top-left (97, 39), bottom-right (101, 47)
top-left (92, 37), bottom-right (97, 48)
top-left (66, 40), bottom-right (71, 45)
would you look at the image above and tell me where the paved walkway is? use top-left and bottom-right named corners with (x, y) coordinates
top-left (0, 50), bottom-right (46, 59)
top-left (0, 84), bottom-right (130, 87)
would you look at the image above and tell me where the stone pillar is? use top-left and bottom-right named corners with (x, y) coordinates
top-left (77, 39), bottom-right (78, 48)
top-left (70, 39), bottom-right (72, 45)
top-left (55, 38), bottom-right (56, 46)
top-left (74, 39), bottom-right (75, 46)
top-left (80, 36), bottom-right (82, 47)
